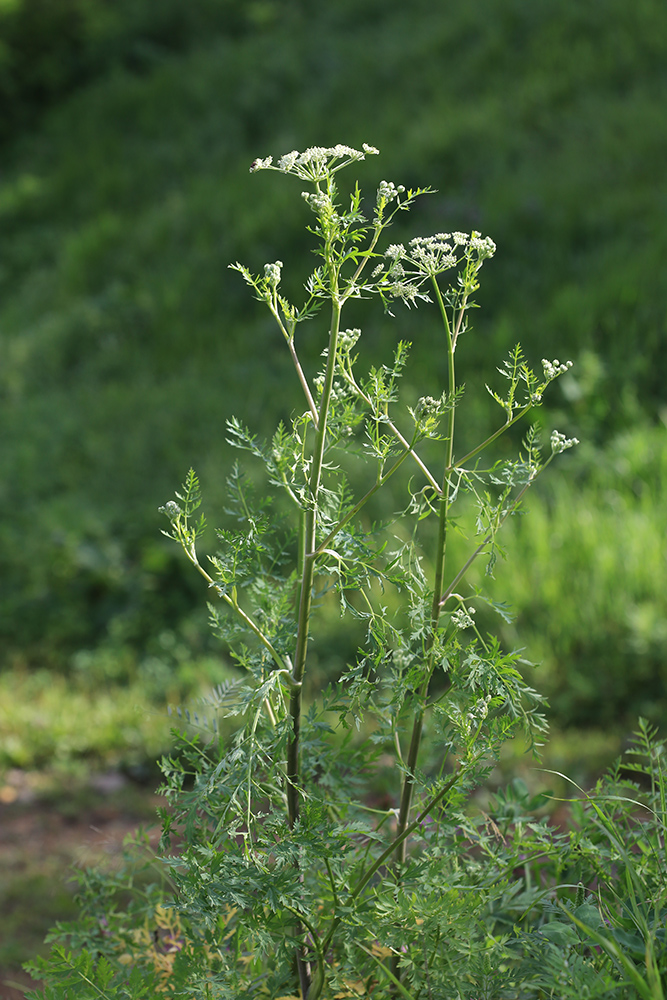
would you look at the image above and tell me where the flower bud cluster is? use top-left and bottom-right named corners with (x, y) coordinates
top-left (313, 374), bottom-right (350, 408)
top-left (161, 501), bottom-right (182, 520)
top-left (451, 606), bottom-right (476, 630)
top-left (469, 234), bottom-right (497, 257)
top-left (263, 261), bottom-right (283, 288)
top-left (302, 191), bottom-right (333, 214)
top-left (338, 329), bottom-right (361, 353)
top-left (387, 281), bottom-right (420, 306)
top-left (381, 250), bottom-right (418, 303)
top-left (550, 430), bottom-right (579, 454)
top-left (467, 694), bottom-right (492, 727)
top-left (414, 395), bottom-right (442, 421)
top-left (542, 358), bottom-right (573, 380)
top-left (376, 180), bottom-right (405, 207)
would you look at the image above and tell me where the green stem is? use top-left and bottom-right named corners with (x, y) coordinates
top-left (313, 432), bottom-right (420, 557)
top-left (340, 367), bottom-right (441, 493)
top-left (381, 415), bottom-right (442, 492)
top-left (267, 295), bottom-right (319, 425)
top-left (321, 764), bottom-right (469, 957)
top-left (456, 403), bottom-right (532, 468)
top-left (357, 944), bottom-right (414, 999)
top-left (436, 462), bottom-right (549, 610)
top-left (287, 295), bottom-right (342, 830)
top-left (283, 905), bottom-right (326, 999)
top-left (394, 275), bottom-right (457, 866)
top-left (182, 541), bottom-right (294, 679)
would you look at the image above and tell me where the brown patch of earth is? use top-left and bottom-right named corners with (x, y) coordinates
top-left (0, 768), bottom-right (162, 1000)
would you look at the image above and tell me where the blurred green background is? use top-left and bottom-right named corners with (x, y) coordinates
top-left (1, 0), bottom-right (666, 773)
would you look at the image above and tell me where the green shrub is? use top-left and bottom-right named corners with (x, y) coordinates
top-left (25, 141), bottom-right (581, 998)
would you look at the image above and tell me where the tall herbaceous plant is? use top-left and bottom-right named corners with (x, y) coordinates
top-left (156, 145), bottom-right (576, 997)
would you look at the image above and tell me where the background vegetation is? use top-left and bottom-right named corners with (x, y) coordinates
top-left (1, 0), bottom-right (666, 758)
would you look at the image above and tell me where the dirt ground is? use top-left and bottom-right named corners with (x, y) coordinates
top-left (0, 768), bottom-right (162, 1000)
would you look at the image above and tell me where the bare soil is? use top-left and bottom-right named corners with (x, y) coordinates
top-left (0, 768), bottom-right (162, 1000)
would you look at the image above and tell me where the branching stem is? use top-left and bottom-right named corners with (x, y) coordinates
top-left (287, 294), bottom-right (342, 831)
top-left (394, 274), bottom-right (457, 867)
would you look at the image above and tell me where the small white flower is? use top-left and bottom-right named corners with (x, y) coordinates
top-left (249, 156), bottom-right (273, 172)
top-left (277, 150), bottom-right (300, 171)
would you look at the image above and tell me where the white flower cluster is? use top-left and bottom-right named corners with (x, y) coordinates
top-left (550, 430), bottom-right (579, 454)
top-left (451, 606), bottom-right (476, 630)
top-left (263, 260), bottom-right (283, 287)
top-left (408, 235), bottom-right (458, 274)
top-left (249, 144), bottom-right (379, 181)
top-left (387, 281), bottom-right (420, 306)
top-left (450, 692), bottom-right (492, 739)
top-left (381, 230), bottom-right (496, 282)
top-left (542, 358), bottom-right (573, 380)
top-left (384, 244), bottom-right (406, 260)
top-left (249, 156), bottom-right (273, 172)
top-left (338, 328), bottom-right (361, 353)
top-left (469, 234), bottom-right (497, 257)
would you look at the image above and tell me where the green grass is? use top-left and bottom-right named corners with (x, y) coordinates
top-left (0, 654), bottom-right (237, 771)
top-left (485, 423), bottom-right (667, 727)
